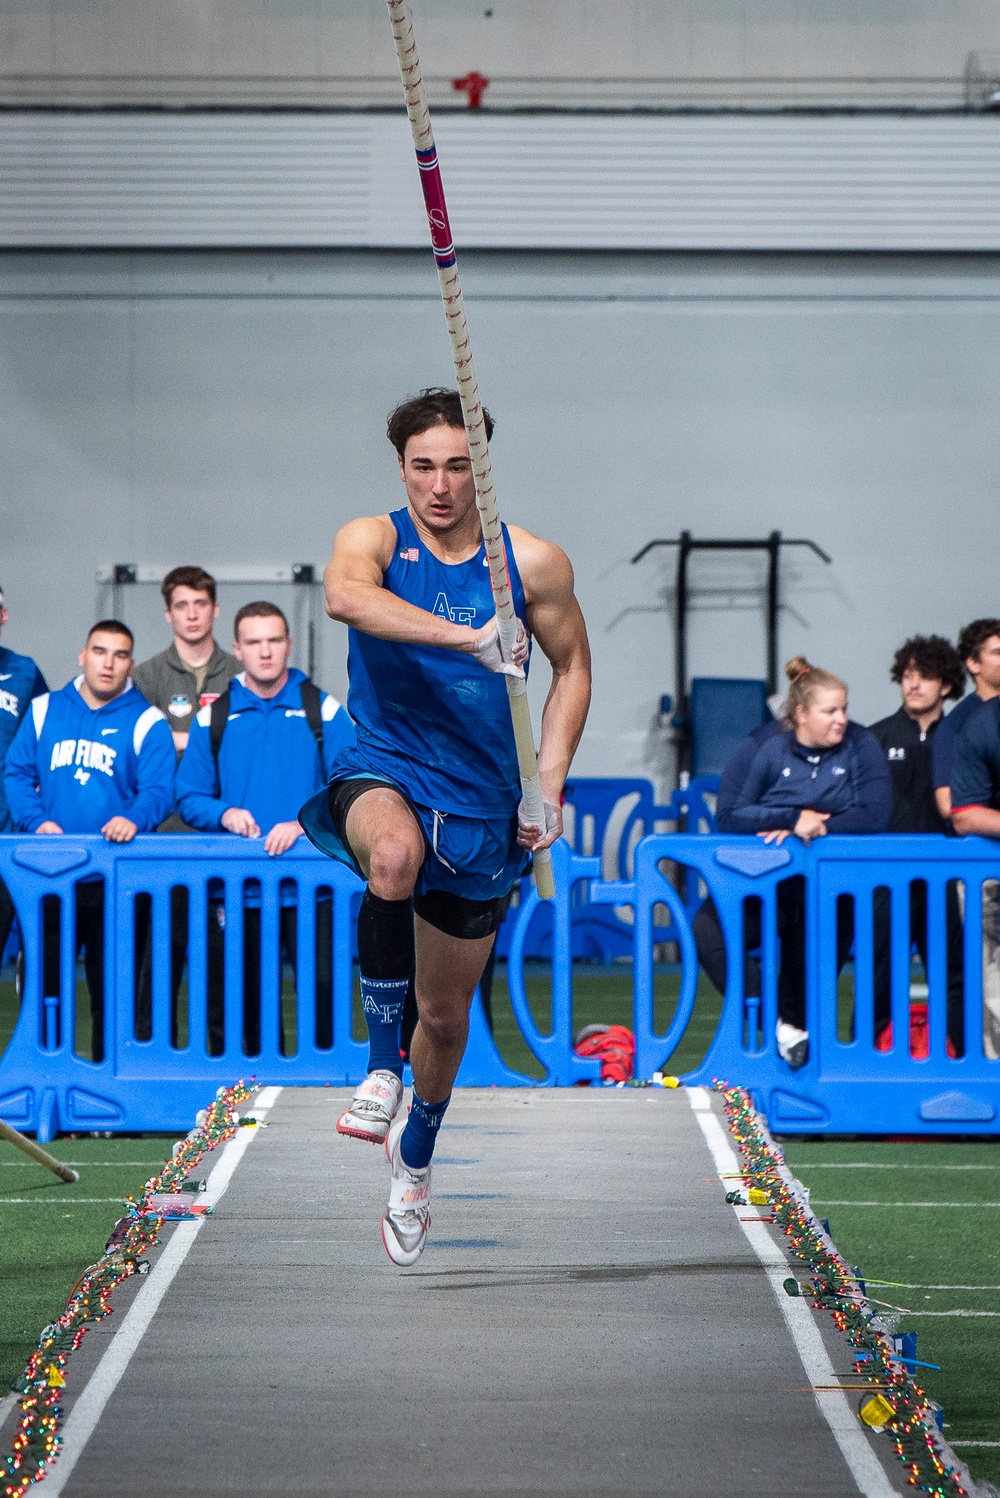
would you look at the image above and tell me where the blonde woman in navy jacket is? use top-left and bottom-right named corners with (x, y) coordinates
top-left (696, 664), bottom-right (890, 1070)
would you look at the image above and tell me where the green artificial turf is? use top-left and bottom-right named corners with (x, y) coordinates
top-left (0, 1133), bottom-right (175, 1395)
top-left (486, 963), bottom-right (723, 1079)
top-left (784, 1139), bottom-right (1000, 1489)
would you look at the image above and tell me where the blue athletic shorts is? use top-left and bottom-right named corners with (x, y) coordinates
top-left (299, 773), bottom-right (529, 905)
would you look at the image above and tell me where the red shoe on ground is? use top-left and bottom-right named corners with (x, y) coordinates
top-left (877, 1005), bottom-right (957, 1058)
top-left (875, 1022), bottom-right (893, 1052)
top-left (909, 1002), bottom-right (929, 1060)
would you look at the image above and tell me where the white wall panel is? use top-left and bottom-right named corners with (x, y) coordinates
top-left (1, 0), bottom-right (1000, 109)
top-left (1, 113), bottom-right (999, 251)
top-left (1, 248), bottom-right (999, 788)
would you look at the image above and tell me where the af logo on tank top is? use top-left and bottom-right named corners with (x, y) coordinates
top-left (431, 591), bottom-right (477, 627)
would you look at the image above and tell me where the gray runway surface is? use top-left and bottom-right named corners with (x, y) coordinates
top-left (51, 1087), bottom-right (903, 1496)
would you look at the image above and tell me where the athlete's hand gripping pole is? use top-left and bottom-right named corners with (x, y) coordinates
top-left (386, 0), bottom-right (556, 900)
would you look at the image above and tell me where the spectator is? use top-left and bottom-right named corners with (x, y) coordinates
top-left (948, 685), bottom-right (1000, 1058)
top-left (694, 657), bottom-right (813, 1019)
top-left (715, 655), bottom-right (812, 827)
top-left (3, 621), bottom-right (175, 1061)
top-left (693, 663), bottom-right (890, 1069)
top-left (868, 635), bottom-right (966, 1056)
top-left (176, 601), bottom-right (354, 1054)
top-left (0, 583), bottom-right (48, 965)
top-left (939, 619), bottom-right (1000, 1059)
top-left (132, 564), bottom-right (240, 1024)
top-left (134, 565), bottom-right (238, 759)
top-left (932, 619), bottom-right (1000, 819)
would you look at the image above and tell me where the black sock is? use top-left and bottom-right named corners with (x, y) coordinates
top-left (357, 890), bottom-right (414, 1079)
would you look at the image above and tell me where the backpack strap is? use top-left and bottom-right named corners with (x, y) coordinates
top-left (209, 688), bottom-right (231, 766)
top-left (300, 678), bottom-right (325, 760)
top-left (209, 679), bottom-right (324, 767)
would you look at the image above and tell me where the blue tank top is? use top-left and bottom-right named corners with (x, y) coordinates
top-left (333, 507), bottom-right (530, 816)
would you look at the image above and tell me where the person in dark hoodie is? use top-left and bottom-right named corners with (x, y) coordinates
top-left (3, 620), bottom-right (175, 1061)
top-left (694, 661), bottom-right (890, 1069)
top-left (868, 634), bottom-right (966, 1057)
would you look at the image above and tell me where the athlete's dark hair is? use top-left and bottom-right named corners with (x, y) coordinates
top-left (890, 635), bottom-right (965, 701)
top-left (87, 619), bottom-right (134, 647)
top-left (233, 600), bottom-right (289, 640)
top-left (161, 565), bottom-right (217, 607)
top-left (386, 387), bottom-right (494, 458)
top-left (957, 618), bottom-right (1000, 667)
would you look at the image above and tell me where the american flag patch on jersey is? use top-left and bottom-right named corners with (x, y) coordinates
top-left (399, 547), bottom-right (419, 562)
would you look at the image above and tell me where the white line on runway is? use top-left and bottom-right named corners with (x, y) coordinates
top-left (788, 1163), bottom-right (999, 1171)
top-left (903, 1310), bottom-right (1000, 1317)
top-left (895, 1284), bottom-right (1000, 1292)
top-left (0, 1198), bottom-right (129, 1205)
top-left (687, 1087), bottom-right (900, 1498)
top-left (0, 1161), bottom-right (168, 1168)
top-left (814, 1200), bottom-right (1000, 1208)
top-left (36, 1085), bottom-right (282, 1498)
top-left (950, 1440), bottom-right (1000, 1446)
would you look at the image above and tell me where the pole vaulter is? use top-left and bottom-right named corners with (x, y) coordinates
top-left (385, 0), bottom-right (556, 901)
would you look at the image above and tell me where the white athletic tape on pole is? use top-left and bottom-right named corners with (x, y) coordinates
top-left (688, 1093), bottom-right (899, 1498)
top-left (40, 1085), bottom-right (282, 1496)
top-left (386, 0), bottom-right (554, 899)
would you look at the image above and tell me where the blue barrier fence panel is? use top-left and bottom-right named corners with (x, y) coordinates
top-left (5, 830), bottom-right (1000, 1138)
top-left (615, 833), bottom-right (1000, 1135)
top-left (1, 835), bottom-right (599, 1136)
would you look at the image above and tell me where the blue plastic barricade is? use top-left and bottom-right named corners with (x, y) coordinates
top-left (598, 833), bottom-right (1000, 1135)
top-left (6, 828), bottom-right (996, 1139)
top-left (0, 836), bottom-right (548, 1139)
top-left (495, 776), bottom-right (718, 963)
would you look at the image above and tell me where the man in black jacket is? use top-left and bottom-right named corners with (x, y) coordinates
top-left (868, 635), bottom-right (966, 1055)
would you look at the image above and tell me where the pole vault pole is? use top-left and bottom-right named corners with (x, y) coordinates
top-left (386, 0), bottom-right (556, 901)
top-left (0, 1118), bottom-right (79, 1183)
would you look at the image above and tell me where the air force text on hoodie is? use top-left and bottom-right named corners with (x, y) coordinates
top-left (176, 669), bottom-right (354, 835)
top-left (3, 677), bottom-right (176, 833)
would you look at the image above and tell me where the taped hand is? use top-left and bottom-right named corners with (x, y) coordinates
top-left (469, 616), bottom-right (529, 677)
top-left (517, 796), bottom-right (560, 851)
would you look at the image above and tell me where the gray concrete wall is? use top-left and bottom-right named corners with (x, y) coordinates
top-left (1, 248), bottom-right (997, 790)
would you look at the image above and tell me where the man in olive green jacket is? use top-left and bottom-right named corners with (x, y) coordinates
top-left (134, 565), bottom-right (239, 759)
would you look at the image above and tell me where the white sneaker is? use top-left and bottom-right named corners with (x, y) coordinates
top-left (776, 1021), bottom-right (809, 1070)
top-left (381, 1116), bottom-right (431, 1267)
top-left (336, 1070), bottom-right (403, 1143)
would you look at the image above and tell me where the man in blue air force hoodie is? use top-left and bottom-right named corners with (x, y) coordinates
top-left (176, 601), bottom-right (354, 1054)
top-left (3, 620), bottom-right (175, 1061)
top-left (0, 582), bottom-right (49, 962)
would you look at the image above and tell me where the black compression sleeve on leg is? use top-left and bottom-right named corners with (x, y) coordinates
top-left (357, 891), bottom-right (414, 980)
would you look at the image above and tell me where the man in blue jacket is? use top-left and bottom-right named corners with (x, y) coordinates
top-left (0, 583), bottom-right (49, 964)
top-left (3, 620), bottom-right (175, 1061)
top-left (177, 600), bottom-right (354, 1054)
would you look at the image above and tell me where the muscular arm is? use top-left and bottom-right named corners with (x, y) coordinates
top-left (513, 529), bottom-right (592, 808)
top-left (325, 517), bottom-right (482, 653)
